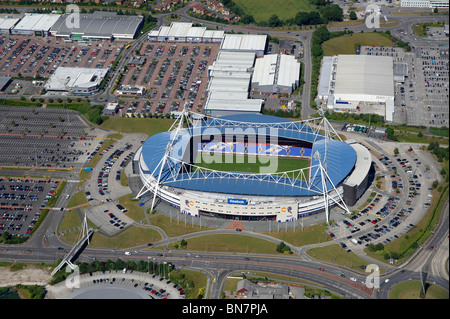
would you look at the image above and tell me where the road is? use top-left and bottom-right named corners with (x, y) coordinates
top-left (0, 6), bottom-right (449, 300)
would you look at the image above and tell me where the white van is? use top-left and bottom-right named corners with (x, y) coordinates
top-left (124, 251), bottom-right (131, 256)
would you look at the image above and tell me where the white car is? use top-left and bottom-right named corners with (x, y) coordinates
top-left (350, 277), bottom-right (357, 282)
top-left (124, 251), bottom-right (131, 256)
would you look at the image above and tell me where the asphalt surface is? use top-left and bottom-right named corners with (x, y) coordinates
top-left (0, 5), bottom-right (448, 300)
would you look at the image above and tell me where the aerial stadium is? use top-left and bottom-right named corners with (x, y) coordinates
top-left (135, 110), bottom-right (371, 223)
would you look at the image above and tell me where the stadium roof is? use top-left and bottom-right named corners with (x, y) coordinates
top-left (344, 143), bottom-right (372, 187)
top-left (13, 13), bottom-right (61, 31)
top-left (140, 114), bottom-right (356, 197)
top-left (50, 12), bottom-right (143, 39)
top-left (334, 55), bottom-right (394, 97)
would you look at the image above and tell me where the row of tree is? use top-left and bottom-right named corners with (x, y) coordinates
top-left (265, 4), bottom-right (343, 28)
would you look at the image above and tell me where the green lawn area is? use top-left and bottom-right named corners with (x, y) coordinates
top-left (261, 224), bottom-right (331, 246)
top-left (233, 0), bottom-right (315, 23)
top-left (322, 32), bottom-right (394, 56)
top-left (306, 244), bottom-right (386, 273)
top-left (100, 117), bottom-right (174, 138)
top-left (194, 153), bottom-right (309, 176)
top-left (389, 281), bottom-right (449, 299)
top-left (173, 234), bottom-right (280, 255)
top-left (67, 190), bottom-right (88, 209)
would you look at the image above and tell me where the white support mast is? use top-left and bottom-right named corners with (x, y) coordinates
top-left (145, 106), bottom-right (190, 213)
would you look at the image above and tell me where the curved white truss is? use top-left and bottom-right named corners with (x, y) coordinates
top-left (137, 108), bottom-right (351, 223)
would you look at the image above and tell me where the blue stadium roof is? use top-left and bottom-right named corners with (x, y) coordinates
top-left (140, 114), bottom-right (356, 197)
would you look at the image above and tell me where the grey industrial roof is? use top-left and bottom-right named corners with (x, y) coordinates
top-left (252, 54), bottom-right (300, 89)
top-left (45, 67), bottom-right (109, 91)
top-left (277, 54), bottom-right (300, 88)
top-left (318, 56), bottom-right (333, 98)
top-left (334, 55), bottom-right (394, 97)
top-left (252, 54), bottom-right (277, 86)
top-left (50, 12), bottom-right (143, 38)
top-left (13, 13), bottom-right (61, 31)
top-left (220, 34), bottom-right (267, 52)
top-left (0, 17), bottom-right (20, 30)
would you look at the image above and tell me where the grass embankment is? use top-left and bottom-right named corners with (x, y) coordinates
top-left (100, 117), bottom-right (174, 137)
top-left (233, 0), bottom-right (315, 23)
top-left (389, 281), bottom-right (449, 299)
top-left (322, 32), bottom-right (394, 56)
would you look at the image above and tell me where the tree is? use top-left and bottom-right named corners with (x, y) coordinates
top-left (319, 4), bottom-right (343, 22)
top-left (268, 14), bottom-right (281, 27)
top-left (349, 11), bottom-right (357, 20)
top-left (393, 147), bottom-right (399, 155)
top-left (311, 43), bottom-right (323, 58)
top-left (241, 14), bottom-right (254, 24)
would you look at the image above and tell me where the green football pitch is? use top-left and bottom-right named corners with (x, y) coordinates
top-left (194, 153), bottom-right (310, 179)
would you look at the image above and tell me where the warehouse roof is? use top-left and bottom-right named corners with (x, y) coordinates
top-left (252, 54), bottom-right (277, 86)
top-left (334, 55), bottom-right (394, 97)
top-left (187, 26), bottom-right (206, 38)
top-left (167, 22), bottom-right (192, 37)
top-left (45, 67), bottom-right (109, 91)
top-left (251, 54), bottom-right (300, 89)
top-left (50, 12), bottom-right (143, 39)
top-left (13, 13), bottom-right (61, 31)
top-left (277, 54), bottom-right (300, 88)
top-left (202, 29), bottom-right (224, 39)
top-left (220, 34), bottom-right (267, 52)
top-left (0, 17), bottom-right (20, 30)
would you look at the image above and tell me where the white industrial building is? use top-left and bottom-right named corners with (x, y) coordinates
top-left (0, 17), bottom-right (20, 34)
top-left (220, 34), bottom-right (267, 57)
top-left (44, 67), bottom-right (109, 96)
top-left (251, 54), bottom-right (301, 94)
top-left (204, 51), bottom-right (263, 117)
top-left (11, 13), bottom-right (61, 36)
top-left (400, 0), bottom-right (449, 8)
top-left (148, 22), bottom-right (224, 43)
top-left (317, 55), bottom-right (395, 122)
top-left (50, 12), bottom-right (144, 41)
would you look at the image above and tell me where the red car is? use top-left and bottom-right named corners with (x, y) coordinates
top-left (319, 268), bottom-right (325, 271)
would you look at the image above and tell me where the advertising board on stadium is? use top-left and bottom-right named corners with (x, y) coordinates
top-left (227, 198), bottom-right (247, 205)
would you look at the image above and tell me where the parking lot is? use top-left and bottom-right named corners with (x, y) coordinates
top-left (403, 40), bottom-right (448, 127)
top-left (0, 106), bottom-right (104, 167)
top-left (0, 177), bottom-right (61, 238)
top-left (0, 35), bottom-right (122, 80)
top-left (49, 269), bottom-right (185, 299)
top-left (327, 141), bottom-right (435, 255)
top-left (112, 41), bottom-right (220, 116)
top-left (81, 132), bottom-right (147, 234)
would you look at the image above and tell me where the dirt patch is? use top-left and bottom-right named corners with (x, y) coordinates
top-left (0, 266), bottom-right (53, 287)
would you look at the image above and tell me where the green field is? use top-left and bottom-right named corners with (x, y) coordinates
top-left (233, 0), bottom-right (315, 23)
top-left (322, 32), bottom-right (394, 56)
top-left (194, 152), bottom-right (309, 176)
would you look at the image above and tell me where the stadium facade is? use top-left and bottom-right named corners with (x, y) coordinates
top-left (135, 111), bottom-right (372, 223)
